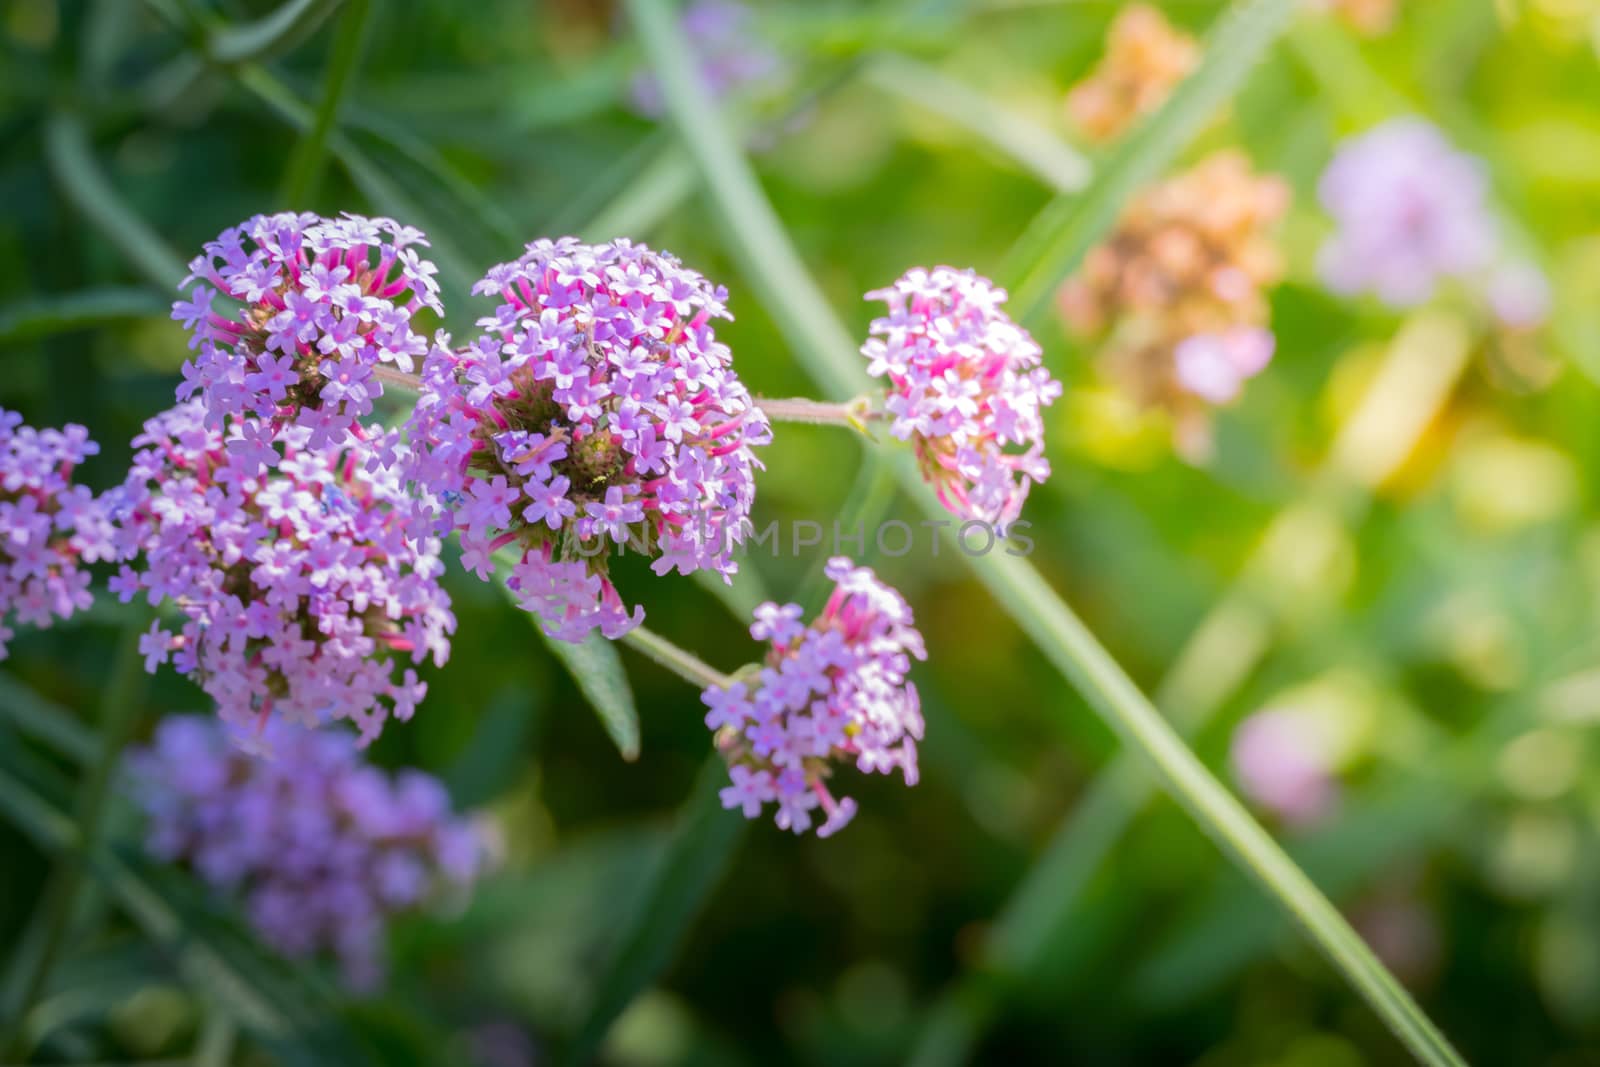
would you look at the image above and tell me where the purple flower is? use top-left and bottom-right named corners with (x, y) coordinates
top-left (1486, 259), bottom-right (1552, 330)
top-left (173, 213), bottom-right (442, 473)
top-left (1317, 119), bottom-right (1498, 307)
top-left (628, 0), bottom-right (785, 117)
top-left (863, 268), bottom-right (1061, 526)
top-left (110, 402), bottom-right (456, 745)
top-left (702, 557), bottom-right (926, 837)
top-left (1229, 707), bottom-right (1338, 827)
top-left (405, 238), bottom-right (770, 644)
top-left (127, 715), bottom-right (495, 990)
top-left (0, 408), bottom-right (116, 659)
top-left (1172, 327), bottom-right (1276, 404)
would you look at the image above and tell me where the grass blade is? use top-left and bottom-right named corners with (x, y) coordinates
top-left (625, 0), bottom-right (1463, 1060)
top-left (0, 289), bottom-right (169, 347)
top-left (279, 0), bottom-right (374, 208)
top-left (560, 756), bottom-right (745, 1066)
top-left (1001, 0), bottom-right (1302, 325)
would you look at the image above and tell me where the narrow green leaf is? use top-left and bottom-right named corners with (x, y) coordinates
top-left (279, 0), bottom-right (374, 208)
top-left (1001, 0), bottom-right (1302, 325)
top-left (562, 756), bottom-right (745, 1065)
top-left (864, 53), bottom-right (1091, 193)
top-left (208, 0), bottom-right (347, 66)
top-left (0, 289), bottom-right (169, 347)
top-left (540, 629), bottom-right (641, 761)
top-left (0, 674), bottom-right (97, 765)
top-left (42, 112), bottom-right (187, 291)
top-left (443, 689), bottom-right (542, 808)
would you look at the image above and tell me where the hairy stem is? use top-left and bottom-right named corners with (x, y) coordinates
top-left (620, 625), bottom-right (734, 691)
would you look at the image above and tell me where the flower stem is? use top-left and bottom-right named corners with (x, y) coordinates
top-left (278, 0), bottom-right (372, 208)
top-left (621, 624), bottom-right (734, 691)
top-left (371, 364), bottom-right (422, 391)
top-left (754, 395), bottom-right (874, 427)
top-left (0, 622), bottom-right (147, 1060)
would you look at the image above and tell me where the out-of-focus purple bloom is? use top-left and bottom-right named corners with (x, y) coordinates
top-left (1229, 707), bottom-right (1338, 827)
top-left (405, 238), bottom-right (769, 644)
top-left (1172, 327), bottom-right (1276, 404)
top-left (173, 213), bottom-right (441, 472)
top-left (703, 557), bottom-right (926, 837)
top-left (109, 401), bottom-right (455, 745)
top-left (629, 0), bottom-right (784, 117)
top-left (863, 268), bottom-right (1060, 526)
top-left (1317, 119), bottom-right (1499, 307)
top-left (1486, 259), bottom-right (1552, 330)
top-left (0, 408), bottom-right (116, 659)
top-left (128, 715), bottom-right (493, 990)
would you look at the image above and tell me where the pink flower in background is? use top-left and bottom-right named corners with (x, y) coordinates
top-left (109, 401), bottom-right (455, 745)
top-left (405, 238), bottom-right (770, 644)
top-left (0, 408), bottom-right (116, 658)
top-left (629, 0), bottom-right (785, 117)
top-left (1317, 119), bottom-right (1499, 307)
top-left (129, 715), bottom-right (493, 990)
top-left (173, 212), bottom-right (441, 470)
top-left (704, 557), bottom-right (926, 837)
top-left (1173, 327), bottom-right (1276, 404)
top-left (864, 267), bottom-right (1060, 526)
top-left (1229, 707), bottom-right (1338, 827)
top-left (1485, 260), bottom-right (1552, 330)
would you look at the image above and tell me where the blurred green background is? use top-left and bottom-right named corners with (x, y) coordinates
top-left (3, 0), bottom-right (1600, 1063)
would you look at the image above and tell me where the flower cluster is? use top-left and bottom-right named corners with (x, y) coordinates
top-left (629, 0), bottom-right (784, 117)
top-left (128, 715), bottom-right (492, 990)
top-left (0, 409), bottom-right (115, 658)
top-left (863, 267), bottom-right (1059, 526)
top-left (405, 237), bottom-right (770, 643)
top-left (1059, 151), bottom-right (1288, 437)
top-left (1229, 707), bottom-right (1339, 828)
top-left (1318, 0), bottom-right (1398, 36)
top-left (1317, 119), bottom-right (1499, 309)
top-left (1065, 4), bottom-right (1197, 143)
top-left (173, 212), bottom-right (441, 472)
top-left (110, 401), bottom-right (455, 744)
top-left (703, 557), bottom-right (926, 837)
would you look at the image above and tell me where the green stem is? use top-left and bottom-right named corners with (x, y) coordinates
top-left (278, 0), bottom-right (373, 208)
top-left (0, 624), bottom-right (147, 1060)
top-left (625, 0), bottom-right (1464, 1061)
top-left (620, 624), bottom-right (734, 691)
top-left (754, 395), bottom-right (872, 426)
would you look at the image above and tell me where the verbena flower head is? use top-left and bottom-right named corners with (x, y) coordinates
top-left (1229, 707), bottom-right (1338, 828)
top-left (173, 212), bottom-right (441, 470)
top-left (703, 557), bottom-right (926, 838)
top-left (109, 401), bottom-right (455, 744)
top-left (406, 237), bottom-right (770, 643)
top-left (0, 409), bottom-right (115, 658)
top-left (863, 267), bottom-right (1059, 526)
top-left (629, 0), bottom-right (784, 117)
top-left (129, 715), bottom-right (492, 990)
top-left (1317, 119), bottom-right (1498, 308)
top-left (1059, 151), bottom-right (1288, 430)
top-left (1066, 4), bottom-right (1198, 143)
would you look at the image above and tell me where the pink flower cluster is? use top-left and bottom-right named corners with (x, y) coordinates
top-left (405, 237), bottom-right (770, 643)
top-left (173, 212), bottom-right (441, 472)
top-left (1172, 327), bottom-right (1276, 404)
top-left (703, 557), bottom-right (926, 837)
top-left (0, 409), bottom-right (116, 658)
top-left (109, 401), bottom-right (455, 744)
top-left (1230, 707), bottom-right (1338, 828)
top-left (863, 267), bottom-right (1059, 526)
top-left (129, 715), bottom-right (492, 990)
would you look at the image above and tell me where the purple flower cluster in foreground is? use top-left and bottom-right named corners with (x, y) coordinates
top-left (110, 401), bottom-right (455, 744)
top-left (406, 237), bottom-right (770, 643)
top-left (864, 268), bottom-right (1060, 526)
top-left (1318, 118), bottom-right (1548, 326)
top-left (703, 557), bottom-right (926, 837)
top-left (174, 212), bottom-right (441, 472)
top-left (129, 715), bottom-right (491, 990)
top-left (0, 408), bottom-right (116, 659)
top-left (629, 0), bottom-right (785, 117)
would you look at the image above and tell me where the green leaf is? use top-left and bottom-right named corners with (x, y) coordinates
top-left (279, 0), bottom-right (374, 209)
top-left (539, 629), bottom-right (641, 762)
top-left (0, 289), bottom-right (169, 346)
top-left (43, 112), bottom-right (187, 291)
top-left (864, 53), bottom-right (1091, 194)
top-left (1001, 0), bottom-right (1302, 325)
top-left (207, 0), bottom-right (347, 66)
top-left (0, 674), bottom-right (97, 766)
top-left (561, 756), bottom-right (744, 1065)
